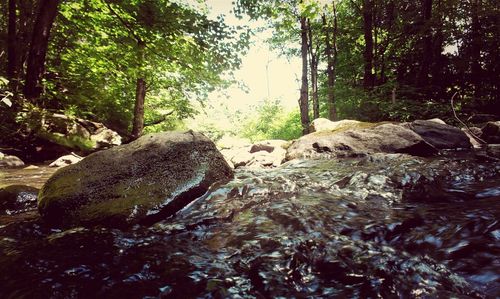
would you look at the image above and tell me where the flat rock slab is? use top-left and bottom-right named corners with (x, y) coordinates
top-left (38, 131), bottom-right (233, 227)
top-left (286, 123), bottom-right (437, 160)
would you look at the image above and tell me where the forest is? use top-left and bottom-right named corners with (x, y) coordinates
top-left (0, 0), bottom-right (499, 158)
top-left (1, 1), bottom-right (500, 297)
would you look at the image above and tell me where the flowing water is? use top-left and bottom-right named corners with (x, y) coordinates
top-left (0, 152), bottom-right (499, 298)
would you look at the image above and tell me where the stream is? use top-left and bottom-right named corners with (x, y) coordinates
top-left (0, 152), bottom-right (499, 298)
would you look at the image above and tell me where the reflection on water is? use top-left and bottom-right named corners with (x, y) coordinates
top-left (0, 166), bottom-right (57, 189)
top-left (0, 153), bottom-right (499, 298)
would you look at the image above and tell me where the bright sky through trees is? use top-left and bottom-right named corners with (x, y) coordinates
top-left (205, 0), bottom-right (301, 111)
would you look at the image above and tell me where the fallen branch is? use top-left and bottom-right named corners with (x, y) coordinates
top-left (450, 92), bottom-right (486, 144)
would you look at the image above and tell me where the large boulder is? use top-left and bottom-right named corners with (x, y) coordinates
top-left (404, 120), bottom-right (471, 149)
top-left (38, 131), bottom-right (233, 227)
top-left (286, 124), bottom-right (437, 160)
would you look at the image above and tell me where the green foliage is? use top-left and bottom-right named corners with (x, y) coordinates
top-left (331, 83), bottom-right (456, 124)
top-left (241, 99), bottom-right (302, 141)
top-left (42, 0), bottom-right (249, 133)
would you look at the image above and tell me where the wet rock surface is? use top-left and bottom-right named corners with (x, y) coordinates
top-left (0, 185), bottom-right (38, 215)
top-left (222, 139), bottom-right (288, 169)
top-left (38, 131), bottom-right (233, 228)
top-left (0, 151), bottom-right (498, 298)
top-left (405, 120), bottom-right (472, 149)
top-left (286, 123), bottom-right (438, 160)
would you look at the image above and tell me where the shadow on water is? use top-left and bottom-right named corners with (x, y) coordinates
top-left (0, 152), bottom-right (499, 298)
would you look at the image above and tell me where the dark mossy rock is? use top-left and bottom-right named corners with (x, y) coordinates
top-left (286, 123), bottom-right (437, 160)
top-left (38, 131), bottom-right (233, 228)
top-left (0, 185), bottom-right (39, 215)
top-left (405, 120), bottom-right (471, 149)
top-left (481, 121), bottom-right (500, 143)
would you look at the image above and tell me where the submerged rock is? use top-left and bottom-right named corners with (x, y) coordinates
top-left (0, 185), bottom-right (38, 215)
top-left (38, 131), bottom-right (233, 227)
top-left (286, 123), bottom-right (437, 160)
top-left (405, 120), bottom-right (471, 149)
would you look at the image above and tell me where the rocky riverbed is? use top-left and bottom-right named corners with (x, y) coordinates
top-left (0, 150), bottom-right (499, 298)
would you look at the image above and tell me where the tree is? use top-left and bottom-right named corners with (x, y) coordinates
top-left (323, 2), bottom-right (338, 121)
top-left (7, 0), bottom-right (17, 82)
top-left (416, 0), bottom-right (433, 88)
top-left (24, 0), bottom-right (60, 100)
top-left (362, 0), bottom-right (374, 90)
top-left (44, 0), bottom-right (248, 137)
top-left (299, 15), bottom-right (310, 134)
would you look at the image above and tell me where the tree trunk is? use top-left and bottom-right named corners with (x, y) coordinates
top-left (362, 0), bottom-right (375, 90)
top-left (132, 78), bottom-right (146, 139)
top-left (131, 40), bottom-right (146, 139)
top-left (307, 20), bottom-right (319, 120)
top-left (431, 0), bottom-right (444, 90)
top-left (24, 0), bottom-right (60, 100)
top-left (470, 0), bottom-right (482, 99)
top-left (299, 16), bottom-right (310, 135)
top-left (416, 0), bottom-right (433, 88)
top-left (379, 1), bottom-right (395, 85)
top-left (7, 0), bottom-right (17, 82)
top-left (18, 0), bottom-right (36, 83)
top-left (323, 6), bottom-right (338, 121)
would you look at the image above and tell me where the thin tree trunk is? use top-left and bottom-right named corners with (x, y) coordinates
top-left (470, 0), bottom-right (482, 99)
top-left (362, 0), bottom-right (374, 90)
top-left (18, 0), bottom-right (35, 82)
top-left (416, 0), bottom-right (433, 88)
top-left (7, 0), bottom-right (17, 82)
top-left (379, 1), bottom-right (395, 85)
top-left (307, 19), bottom-right (319, 120)
top-left (431, 0), bottom-right (444, 89)
top-left (132, 40), bottom-right (146, 139)
top-left (132, 78), bottom-right (146, 139)
top-left (323, 5), bottom-right (338, 121)
top-left (24, 0), bottom-right (60, 100)
top-left (299, 16), bottom-right (310, 135)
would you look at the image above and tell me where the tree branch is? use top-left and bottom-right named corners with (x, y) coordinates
top-left (144, 110), bottom-right (175, 127)
top-left (103, 0), bottom-right (142, 43)
top-left (450, 92), bottom-right (486, 144)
